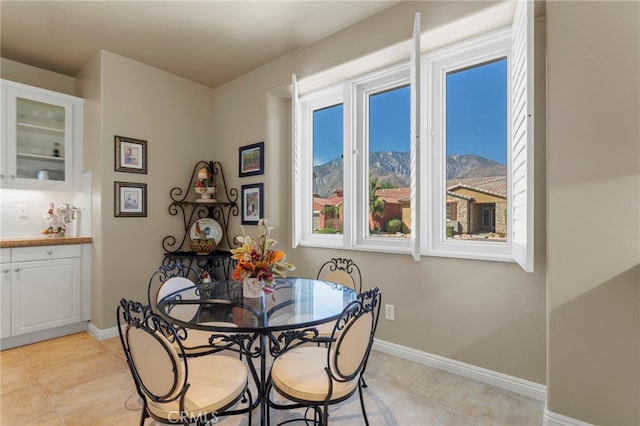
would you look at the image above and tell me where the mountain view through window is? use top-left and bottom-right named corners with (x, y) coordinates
top-left (311, 58), bottom-right (507, 241)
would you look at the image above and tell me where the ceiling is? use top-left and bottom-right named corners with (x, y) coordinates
top-left (0, 1), bottom-right (400, 89)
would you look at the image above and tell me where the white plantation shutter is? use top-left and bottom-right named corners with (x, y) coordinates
top-left (410, 13), bottom-right (421, 261)
top-left (510, 0), bottom-right (534, 271)
top-left (291, 74), bottom-right (302, 248)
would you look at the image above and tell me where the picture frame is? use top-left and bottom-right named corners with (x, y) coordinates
top-left (241, 183), bottom-right (263, 225)
top-left (115, 135), bottom-right (147, 174)
top-left (238, 142), bottom-right (264, 177)
top-left (114, 181), bottom-right (147, 217)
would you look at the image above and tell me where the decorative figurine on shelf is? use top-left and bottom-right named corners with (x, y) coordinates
top-left (42, 202), bottom-right (78, 237)
top-left (194, 166), bottom-right (216, 202)
top-left (201, 268), bottom-right (212, 283)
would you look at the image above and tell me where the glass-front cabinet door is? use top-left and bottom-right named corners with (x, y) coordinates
top-left (1, 80), bottom-right (82, 191)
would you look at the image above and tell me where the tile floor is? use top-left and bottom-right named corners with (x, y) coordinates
top-left (0, 332), bottom-right (544, 425)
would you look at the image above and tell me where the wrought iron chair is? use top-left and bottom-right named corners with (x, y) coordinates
top-left (266, 288), bottom-right (381, 425)
top-left (357, 287), bottom-right (382, 388)
top-left (148, 263), bottom-right (239, 357)
top-left (309, 258), bottom-right (364, 345)
top-left (316, 257), bottom-right (362, 293)
top-left (147, 263), bottom-right (201, 311)
top-left (117, 299), bottom-right (252, 426)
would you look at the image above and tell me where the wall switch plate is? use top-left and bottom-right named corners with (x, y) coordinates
top-left (18, 206), bottom-right (28, 218)
top-left (385, 304), bottom-right (395, 321)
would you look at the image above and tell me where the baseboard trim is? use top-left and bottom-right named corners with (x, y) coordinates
top-left (87, 322), bottom-right (119, 340)
top-left (1, 322), bottom-right (88, 350)
top-left (543, 408), bottom-right (593, 426)
top-left (372, 338), bottom-right (547, 401)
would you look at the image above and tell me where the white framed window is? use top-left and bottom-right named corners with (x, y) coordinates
top-left (293, 1), bottom-right (533, 271)
top-left (422, 0), bottom-right (533, 271)
top-left (423, 29), bottom-right (512, 260)
top-left (294, 64), bottom-right (414, 254)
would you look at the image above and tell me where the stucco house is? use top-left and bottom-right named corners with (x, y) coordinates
top-left (447, 176), bottom-right (507, 237)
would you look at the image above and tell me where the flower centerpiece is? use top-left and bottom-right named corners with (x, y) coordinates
top-left (231, 218), bottom-right (295, 297)
top-left (194, 166), bottom-right (216, 202)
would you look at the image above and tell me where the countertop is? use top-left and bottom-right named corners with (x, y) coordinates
top-left (0, 236), bottom-right (93, 248)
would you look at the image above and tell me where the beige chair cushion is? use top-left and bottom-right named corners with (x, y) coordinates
top-left (147, 353), bottom-right (248, 421)
top-left (127, 326), bottom-right (186, 401)
top-left (271, 346), bottom-right (358, 402)
top-left (157, 277), bottom-right (198, 322)
top-left (313, 321), bottom-right (334, 337)
top-left (285, 314), bottom-right (335, 338)
top-left (333, 313), bottom-right (372, 377)
top-left (321, 270), bottom-right (356, 291)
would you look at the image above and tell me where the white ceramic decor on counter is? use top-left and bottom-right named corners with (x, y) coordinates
top-left (42, 202), bottom-right (78, 237)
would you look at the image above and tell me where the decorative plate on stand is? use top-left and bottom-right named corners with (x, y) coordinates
top-left (190, 218), bottom-right (223, 245)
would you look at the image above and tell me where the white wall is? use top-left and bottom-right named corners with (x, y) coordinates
top-left (76, 50), bottom-right (214, 329)
top-left (0, 58), bottom-right (76, 96)
top-left (546, 1), bottom-right (640, 424)
top-left (211, 1), bottom-right (547, 385)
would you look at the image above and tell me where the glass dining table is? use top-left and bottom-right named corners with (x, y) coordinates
top-left (156, 276), bottom-right (358, 424)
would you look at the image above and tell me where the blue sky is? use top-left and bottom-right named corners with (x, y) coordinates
top-left (313, 58), bottom-right (507, 166)
top-left (313, 104), bottom-right (343, 166)
top-left (446, 58), bottom-right (507, 164)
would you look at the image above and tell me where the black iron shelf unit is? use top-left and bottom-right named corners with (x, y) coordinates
top-left (162, 161), bottom-right (239, 279)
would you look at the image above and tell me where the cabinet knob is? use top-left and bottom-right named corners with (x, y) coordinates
top-left (46, 250), bottom-right (53, 255)
top-left (13, 268), bottom-right (20, 272)
top-left (2, 269), bottom-right (9, 274)
top-left (9, 175), bottom-right (15, 180)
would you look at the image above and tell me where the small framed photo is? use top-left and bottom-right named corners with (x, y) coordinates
top-left (115, 181), bottom-right (147, 217)
top-left (115, 135), bottom-right (147, 174)
top-left (241, 183), bottom-right (263, 225)
top-left (239, 142), bottom-right (264, 177)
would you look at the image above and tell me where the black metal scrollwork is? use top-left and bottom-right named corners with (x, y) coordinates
top-left (269, 328), bottom-right (320, 358)
top-left (162, 161), bottom-right (240, 279)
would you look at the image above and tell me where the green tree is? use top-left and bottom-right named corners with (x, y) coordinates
top-left (369, 176), bottom-right (385, 231)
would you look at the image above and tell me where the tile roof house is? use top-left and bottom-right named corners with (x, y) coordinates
top-left (446, 176), bottom-right (507, 237)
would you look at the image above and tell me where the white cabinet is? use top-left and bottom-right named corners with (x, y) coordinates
top-left (1, 79), bottom-right (83, 191)
top-left (11, 245), bottom-right (82, 336)
top-left (0, 249), bottom-right (11, 339)
top-left (1, 245), bottom-right (86, 348)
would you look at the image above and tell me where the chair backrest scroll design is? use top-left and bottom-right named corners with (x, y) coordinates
top-left (317, 257), bottom-right (363, 293)
top-left (327, 287), bottom-right (380, 383)
top-left (117, 299), bottom-right (188, 407)
top-left (148, 263), bottom-right (201, 311)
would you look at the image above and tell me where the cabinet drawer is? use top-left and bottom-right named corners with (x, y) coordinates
top-left (11, 245), bottom-right (81, 262)
top-left (0, 248), bottom-right (10, 263)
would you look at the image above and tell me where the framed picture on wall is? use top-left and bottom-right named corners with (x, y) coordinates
top-left (241, 183), bottom-right (263, 225)
top-left (114, 181), bottom-right (147, 217)
top-left (115, 135), bottom-right (148, 174)
top-left (239, 142), bottom-right (264, 177)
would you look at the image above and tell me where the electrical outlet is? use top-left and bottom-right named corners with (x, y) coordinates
top-left (18, 206), bottom-right (28, 218)
top-left (384, 304), bottom-right (395, 321)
